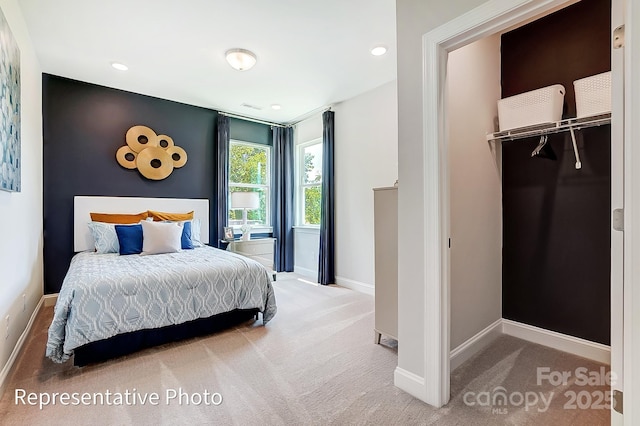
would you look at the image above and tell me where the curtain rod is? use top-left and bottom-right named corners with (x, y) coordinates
top-left (287, 105), bottom-right (333, 126)
top-left (218, 111), bottom-right (287, 128)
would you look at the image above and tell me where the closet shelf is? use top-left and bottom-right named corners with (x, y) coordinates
top-left (486, 113), bottom-right (611, 142)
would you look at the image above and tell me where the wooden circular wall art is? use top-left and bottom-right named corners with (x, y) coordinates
top-left (116, 125), bottom-right (188, 180)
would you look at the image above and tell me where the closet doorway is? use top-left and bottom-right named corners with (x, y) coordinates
top-left (409, 0), bottom-right (629, 422)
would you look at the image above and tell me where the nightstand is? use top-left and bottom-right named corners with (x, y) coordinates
top-left (227, 238), bottom-right (276, 280)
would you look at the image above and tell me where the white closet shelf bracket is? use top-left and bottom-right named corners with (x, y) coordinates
top-left (486, 113), bottom-right (610, 170)
top-left (569, 126), bottom-right (582, 169)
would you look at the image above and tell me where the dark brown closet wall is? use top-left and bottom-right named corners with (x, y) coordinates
top-left (501, 0), bottom-right (611, 345)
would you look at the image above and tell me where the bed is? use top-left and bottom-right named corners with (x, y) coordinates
top-left (46, 196), bottom-right (277, 365)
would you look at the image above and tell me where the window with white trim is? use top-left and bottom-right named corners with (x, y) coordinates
top-left (228, 140), bottom-right (271, 229)
top-left (296, 139), bottom-right (322, 226)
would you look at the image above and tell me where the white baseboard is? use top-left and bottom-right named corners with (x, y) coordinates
top-left (0, 295), bottom-right (45, 398)
top-left (293, 265), bottom-right (316, 280)
top-left (450, 318), bottom-right (502, 371)
top-left (502, 319), bottom-right (611, 365)
top-left (449, 318), bottom-right (611, 370)
top-left (394, 366), bottom-right (427, 402)
top-left (335, 276), bottom-right (374, 295)
top-left (43, 293), bottom-right (58, 307)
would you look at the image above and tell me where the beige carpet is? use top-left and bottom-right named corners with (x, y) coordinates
top-left (0, 274), bottom-right (610, 425)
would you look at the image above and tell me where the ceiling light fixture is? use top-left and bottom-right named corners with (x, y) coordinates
top-left (271, 104), bottom-right (281, 110)
top-left (111, 62), bottom-right (129, 71)
top-left (225, 48), bottom-right (257, 71)
top-left (370, 46), bottom-right (387, 56)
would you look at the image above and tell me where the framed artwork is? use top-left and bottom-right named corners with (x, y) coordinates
top-left (0, 6), bottom-right (20, 192)
top-left (223, 226), bottom-right (234, 241)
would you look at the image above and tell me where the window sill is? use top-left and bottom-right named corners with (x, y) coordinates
top-left (293, 226), bottom-right (320, 234)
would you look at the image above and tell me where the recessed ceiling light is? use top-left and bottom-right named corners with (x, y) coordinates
top-left (271, 104), bottom-right (281, 110)
top-left (225, 48), bottom-right (257, 71)
top-left (111, 62), bottom-right (128, 71)
top-left (370, 46), bottom-right (387, 56)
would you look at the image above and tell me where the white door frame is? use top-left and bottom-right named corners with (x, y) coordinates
top-left (402, 0), bottom-right (640, 422)
top-left (623, 1), bottom-right (640, 424)
top-left (611, 0), bottom-right (624, 424)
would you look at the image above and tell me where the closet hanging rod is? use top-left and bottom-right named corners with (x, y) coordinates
top-left (486, 113), bottom-right (611, 143)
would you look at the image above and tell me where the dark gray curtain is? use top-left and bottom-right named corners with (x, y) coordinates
top-left (216, 115), bottom-right (230, 244)
top-left (318, 111), bottom-right (335, 285)
top-left (272, 126), bottom-right (294, 272)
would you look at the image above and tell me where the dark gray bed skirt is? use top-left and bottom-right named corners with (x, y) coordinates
top-left (73, 308), bottom-right (259, 366)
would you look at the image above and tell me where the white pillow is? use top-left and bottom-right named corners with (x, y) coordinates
top-left (141, 220), bottom-right (183, 255)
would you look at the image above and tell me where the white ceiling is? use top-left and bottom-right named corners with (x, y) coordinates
top-left (18, 0), bottom-right (397, 124)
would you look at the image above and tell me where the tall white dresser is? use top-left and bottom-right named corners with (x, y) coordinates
top-left (373, 186), bottom-right (398, 343)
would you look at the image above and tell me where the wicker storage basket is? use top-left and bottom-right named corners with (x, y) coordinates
top-left (574, 71), bottom-right (611, 118)
top-left (498, 84), bottom-right (565, 131)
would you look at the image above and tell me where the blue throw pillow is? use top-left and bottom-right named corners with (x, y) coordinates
top-left (181, 221), bottom-right (194, 250)
top-left (115, 224), bottom-right (143, 255)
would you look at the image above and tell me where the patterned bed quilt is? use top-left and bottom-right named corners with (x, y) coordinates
top-left (46, 246), bottom-right (277, 363)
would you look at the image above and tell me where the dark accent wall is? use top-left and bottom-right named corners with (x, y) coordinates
top-left (501, 0), bottom-right (611, 118)
top-left (501, 0), bottom-right (611, 345)
top-left (229, 117), bottom-right (271, 145)
top-left (42, 75), bottom-right (270, 294)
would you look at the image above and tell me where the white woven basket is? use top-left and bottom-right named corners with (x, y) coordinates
top-left (574, 71), bottom-right (611, 118)
top-left (498, 84), bottom-right (565, 131)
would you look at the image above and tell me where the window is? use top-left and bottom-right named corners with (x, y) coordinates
top-left (228, 140), bottom-right (271, 229)
top-left (297, 140), bottom-right (323, 226)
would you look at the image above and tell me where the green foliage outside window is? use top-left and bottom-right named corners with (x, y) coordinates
top-left (229, 143), bottom-right (269, 225)
top-left (304, 186), bottom-right (321, 225)
top-left (303, 151), bottom-right (322, 225)
top-left (229, 145), bottom-right (267, 185)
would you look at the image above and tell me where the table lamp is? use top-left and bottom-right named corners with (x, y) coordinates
top-left (231, 191), bottom-right (260, 241)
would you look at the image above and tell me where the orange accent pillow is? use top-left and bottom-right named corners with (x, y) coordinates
top-left (148, 210), bottom-right (194, 222)
top-left (89, 211), bottom-right (149, 224)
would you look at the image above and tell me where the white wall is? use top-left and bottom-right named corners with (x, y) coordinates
top-left (395, 0), bottom-right (487, 382)
top-left (0, 0), bottom-right (43, 390)
top-left (292, 81), bottom-right (398, 291)
top-left (293, 227), bottom-right (320, 279)
top-left (334, 81), bottom-right (398, 293)
top-left (295, 115), bottom-right (323, 146)
top-left (447, 35), bottom-right (502, 349)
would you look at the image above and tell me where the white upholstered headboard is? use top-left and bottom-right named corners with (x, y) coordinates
top-left (74, 196), bottom-right (210, 252)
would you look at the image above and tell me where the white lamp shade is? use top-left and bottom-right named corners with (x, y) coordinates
top-left (231, 191), bottom-right (260, 209)
top-left (225, 49), bottom-right (257, 71)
